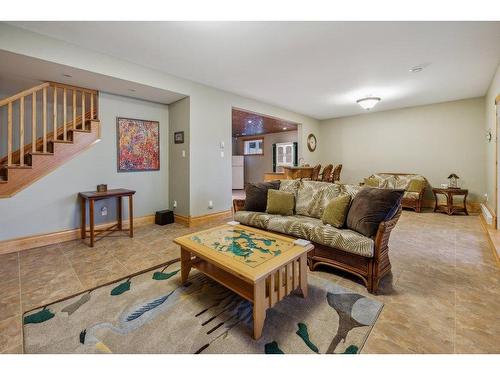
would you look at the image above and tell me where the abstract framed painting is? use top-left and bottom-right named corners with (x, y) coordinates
top-left (116, 117), bottom-right (160, 172)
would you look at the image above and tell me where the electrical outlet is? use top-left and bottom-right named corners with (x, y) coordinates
top-left (173, 200), bottom-right (177, 208)
top-left (208, 200), bottom-right (214, 209)
top-left (182, 150), bottom-right (186, 158)
top-left (484, 193), bottom-right (488, 203)
top-left (101, 206), bottom-right (108, 216)
top-left (220, 150), bottom-right (224, 158)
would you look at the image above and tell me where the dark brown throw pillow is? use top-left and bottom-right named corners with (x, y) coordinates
top-left (346, 187), bottom-right (404, 237)
top-left (244, 180), bottom-right (281, 212)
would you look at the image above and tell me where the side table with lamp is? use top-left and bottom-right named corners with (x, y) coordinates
top-left (432, 173), bottom-right (468, 215)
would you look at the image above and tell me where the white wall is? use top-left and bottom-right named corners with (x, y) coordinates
top-left (485, 63), bottom-right (500, 215)
top-left (319, 98), bottom-right (486, 202)
top-left (0, 93), bottom-right (169, 240)
top-left (0, 23), bottom-right (321, 219)
top-left (234, 131), bottom-right (298, 184)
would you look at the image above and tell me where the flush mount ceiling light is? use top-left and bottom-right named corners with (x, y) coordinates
top-left (356, 97), bottom-right (381, 110)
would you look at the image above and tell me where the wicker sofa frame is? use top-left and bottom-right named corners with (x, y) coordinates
top-left (233, 199), bottom-right (402, 294)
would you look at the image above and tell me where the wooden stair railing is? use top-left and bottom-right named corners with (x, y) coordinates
top-left (0, 82), bottom-right (100, 197)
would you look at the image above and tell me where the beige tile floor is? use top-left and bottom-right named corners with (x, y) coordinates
top-left (0, 211), bottom-right (499, 354)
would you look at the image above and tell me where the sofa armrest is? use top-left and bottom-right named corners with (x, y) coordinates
top-left (373, 205), bottom-right (402, 257)
top-left (233, 199), bottom-right (246, 213)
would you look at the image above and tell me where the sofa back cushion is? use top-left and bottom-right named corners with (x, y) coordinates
top-left (346, 187), bottom-right (404, 237)
top-left (279, 179), bottom-right (301, 198)
top-left (321, 194), bottom-right (351, 228)
top-left (376, 173), bottom-right (426, 190)
top-left (244, 180), bottom-right (280, 212)
top-left (295, 180), bottom-right (333, 216)
top-left (266, 189), bottom-right (295, 216)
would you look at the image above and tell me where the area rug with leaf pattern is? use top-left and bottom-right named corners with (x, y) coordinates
top-left (23, 259), bottom-right (383, 354)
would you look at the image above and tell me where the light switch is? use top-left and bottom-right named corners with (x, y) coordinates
top-left (182, 150), bottom-right (186, 158)
top-left (220, 141), bottom-right (225, 149)
top-left (220, 150), bottom-right (224, 158)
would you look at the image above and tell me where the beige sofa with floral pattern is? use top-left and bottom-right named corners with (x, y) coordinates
top-left (232, 180), bottom-right (402, 293)
top-left (363, 173), bottom-right (427, 212)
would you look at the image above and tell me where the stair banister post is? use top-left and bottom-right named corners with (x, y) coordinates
top-left (32, 92), bottom-right (36, 153)
top-left (42, 87), bottom-right (47, 153)
top-left (7, 102), bottom-right (12, 166)
top-left (63, 88), bottom-right (67, 141)
top-left (20, 97), bottom-right (25, 166)
top-left (53, 86), bottom-right (57, 140)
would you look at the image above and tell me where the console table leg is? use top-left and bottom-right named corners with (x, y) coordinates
top-left (253, 280), bottom-right (266, 340)
top-left (117, 196), bottom-right (122, 230)
top-left (80, 197), bottom-right (86, 239)
top-left (89, 199), bottom-right (95, 247)
top-left (128, 195), bottom-right (134, 238)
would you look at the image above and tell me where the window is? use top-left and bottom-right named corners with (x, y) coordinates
top-left (276, 142), bottom-right (294, 167)
top-left (243, 138), bottom-right (264, 155)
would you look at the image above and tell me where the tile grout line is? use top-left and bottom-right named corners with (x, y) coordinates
top-left (60, 244), bottom-right (86, 292)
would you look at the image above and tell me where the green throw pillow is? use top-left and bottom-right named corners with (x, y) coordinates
top-left (321, 195), bottom-right (351, 228)
top-left (266, 189), bottom-right (295, 216)
top-left (407, 179), bottom-right (426, 193)
top-left (364, 177), bottom-right (380, 187)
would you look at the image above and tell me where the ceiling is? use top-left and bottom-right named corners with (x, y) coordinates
top-left (232, 108), bottom-right (298, 137)
top-left (0, 50), bottom-right (186, 104)
top-left (6, 22), bottom-right (500, 119)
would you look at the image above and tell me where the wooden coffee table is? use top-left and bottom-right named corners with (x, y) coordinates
top-left (174, 224), bottom-right (313, 339)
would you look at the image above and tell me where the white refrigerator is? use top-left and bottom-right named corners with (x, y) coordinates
top-left (232, 155), bottom-right (244, 189)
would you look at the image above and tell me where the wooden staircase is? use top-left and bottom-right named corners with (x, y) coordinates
top-left (0, 82), bottom-right (100, 198)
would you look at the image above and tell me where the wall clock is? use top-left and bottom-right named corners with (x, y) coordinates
top-left (307, 133), bottom-right (317, 152)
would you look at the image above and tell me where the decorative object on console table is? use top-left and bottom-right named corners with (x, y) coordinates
top-left (79, 188), bottom-right (136, 247)
top-left (155, 209), bottom-right (174, 225)
top-left (432, 187), bottom-right (468, 216)
top-left (97, 184), bottom-right (107, 192)
top-left (116, 117), bottom-right (160, 172)
top-left (174, 131), bottom-right (184, 144)
top-left (447, 173), bottom-right (460, 188)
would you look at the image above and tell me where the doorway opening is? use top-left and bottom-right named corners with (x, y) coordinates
top-left (231, 108), bottom-right (299, 200)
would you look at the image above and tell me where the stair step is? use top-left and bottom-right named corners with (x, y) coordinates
top-left (51, 140), bottom-right (73, 144)
top-left (68, 128), bottom-right (91, 133)
top-left (29, 152), bottom-right (54, 156)
top-left (5, 165), bottom-right (32, 170)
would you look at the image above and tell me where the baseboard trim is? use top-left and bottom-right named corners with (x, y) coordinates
top-left (479, 213), bottom-right (500, 269)
top-left (0, 214), bottom-right (155, 255)
top-left (174, 210), bottom-right (233, 227)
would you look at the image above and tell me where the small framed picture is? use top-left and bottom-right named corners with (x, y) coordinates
top-left (174, 131), bottom-right (184, 144)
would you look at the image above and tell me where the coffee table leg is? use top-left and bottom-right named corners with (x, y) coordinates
top-left (253, 280), bottom-right (266, 340)
top-left (299, 254), bottom-right (308, 298)
top-left (180, 247), bottom-right (192, 283)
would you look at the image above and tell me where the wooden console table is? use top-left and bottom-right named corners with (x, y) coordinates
top-left (79, 188), bottom-right (136, 247)
top-left (432, 187), bottom-right (468, 216)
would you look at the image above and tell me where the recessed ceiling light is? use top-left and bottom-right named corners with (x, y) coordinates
top-left (62, 74), bottom-right (72, 78)
top-left (242, 132), bottom-right (247, 136)
top-left (247, 120), bottom-right (252, 124)
top-left (283, 127), bottom-right (287, 130)
top-left (356, 97), bottom-right (381, 110)
top-left (409, 66), bottom-right (424, 73)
